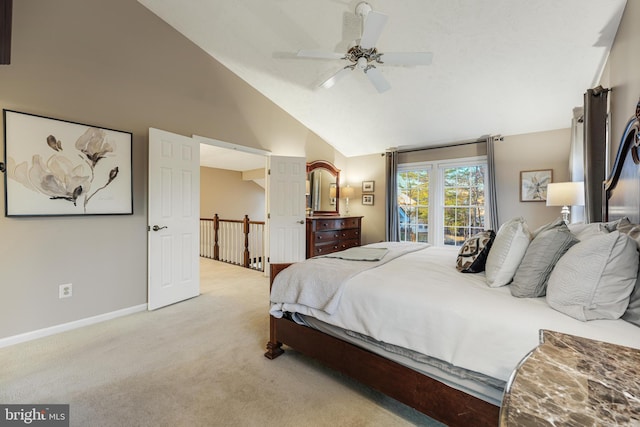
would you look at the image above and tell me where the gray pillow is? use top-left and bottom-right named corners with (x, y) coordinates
top-left (604, 217), bottom-right (631, 232)
top-left (531, 217), bottom-right (565, 239)
top-left (622, 277), bottom-right (640, 326)
top-left (615, 221), bottom-right (640, 326)
top-left (546, 231), bottom-right (638, 321)
top-left (510, 224), bottom-right (578, 298)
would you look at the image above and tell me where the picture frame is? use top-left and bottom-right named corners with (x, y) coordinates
top-left (3, 110), bottom-right (133, 216)
top-left (362, 194), bottom-right (374, 205)
top-left (520, 169), bottom-right (552, 202)
top-left (362, 180), bottom-right (375, 192)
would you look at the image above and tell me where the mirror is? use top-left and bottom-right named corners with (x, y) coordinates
top-left (307, 160), bottom-right (340, 216)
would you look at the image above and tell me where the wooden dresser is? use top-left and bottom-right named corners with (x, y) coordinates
top-left (306, 216), bottom-right (363, 258)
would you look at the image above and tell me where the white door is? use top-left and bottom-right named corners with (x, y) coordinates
top-left (267, 156), bottom-right (307, 265)
top-left (148, 128), bottom-right (200, 310)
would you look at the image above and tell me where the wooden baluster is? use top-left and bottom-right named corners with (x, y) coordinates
top-left (243, 215), bottom-right (250, 268)
top-left (213, 214), bottom-right (220, 261)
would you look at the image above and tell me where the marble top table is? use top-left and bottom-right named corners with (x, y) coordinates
top-left (500, 329), bottom-right (640, 426)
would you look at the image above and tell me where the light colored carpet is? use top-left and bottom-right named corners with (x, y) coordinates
top-left (0, 259), bottom-right (444, 426)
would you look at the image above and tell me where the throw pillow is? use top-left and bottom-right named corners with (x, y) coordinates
top-left (456, 230), bottom-right (496, 273)
top-left (546, 231), bottom-right (638, 321)
top-left (568, 222), bottom-right (609, 241)
top-left (485, 217), bottom-right (531, 287)
top-left (531, 217), bottom-right (565, 239)
top-left (510, 224), bottom-right (578, 298)
top-left (614, 220), bottom-right (640, 326)
top-left (604, 217), bottom-right (631, 232)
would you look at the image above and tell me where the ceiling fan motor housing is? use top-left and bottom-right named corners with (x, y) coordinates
top-left (355, 2), bottom-right (373, 18)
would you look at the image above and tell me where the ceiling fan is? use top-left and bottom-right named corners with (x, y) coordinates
top-left (297, 2), bottom-right (433, 93)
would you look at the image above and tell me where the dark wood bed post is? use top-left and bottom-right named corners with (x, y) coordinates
top-left (264, 263), bottom-right (292, 359)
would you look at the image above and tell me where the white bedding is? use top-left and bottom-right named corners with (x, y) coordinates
top-left (270, 243), bottom-right (640, 382)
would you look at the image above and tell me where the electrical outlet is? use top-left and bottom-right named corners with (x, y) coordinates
top-left (59, 283), bottom-right (72, 299)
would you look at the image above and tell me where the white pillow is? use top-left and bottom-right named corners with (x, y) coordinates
top-left (485, 217), bottom-right (531, 287)
top-left (546, 231), bottom-right (638, 321)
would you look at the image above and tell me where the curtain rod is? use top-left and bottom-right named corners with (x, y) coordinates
top-left (396, 137), bottom-right (490, 154)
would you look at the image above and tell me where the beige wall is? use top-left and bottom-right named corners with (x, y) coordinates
top-left (494, 129), bottom-right (572, 229)
top-left (0, 0), bottom-right (334, 339)
top-left (604, 1), bottom-right (640, 158)
top-left (344, 154), bottom-right (387, 244)
top-left (200, 168), bottom-right (265, 221)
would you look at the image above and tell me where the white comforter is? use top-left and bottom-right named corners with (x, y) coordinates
top-left (270, 243), bottom-right (640, 382)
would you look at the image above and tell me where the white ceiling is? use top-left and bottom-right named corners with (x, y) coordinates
top-left (199, 143), bottom-right (265, 171)
top-left (139, 0), bottom-right (627, 159)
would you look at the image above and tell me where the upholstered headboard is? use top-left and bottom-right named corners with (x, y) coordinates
top-left (604, 98), bottom-right (640, 223)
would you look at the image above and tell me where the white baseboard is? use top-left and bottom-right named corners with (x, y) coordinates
top-left (0, 304), bottom-right (148, 349)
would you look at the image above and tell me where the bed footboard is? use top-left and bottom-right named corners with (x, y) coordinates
top-left (264, 262), bottom-right (500, 427)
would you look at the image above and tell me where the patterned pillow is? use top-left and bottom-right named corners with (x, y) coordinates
top-left (456, 230), bottom-right (496, 273)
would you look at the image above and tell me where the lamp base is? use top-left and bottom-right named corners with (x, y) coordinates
top-left (561, 205), bottom-right (570, 224)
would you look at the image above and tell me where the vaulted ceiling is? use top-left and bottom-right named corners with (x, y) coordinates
top-left (138, 0), bottom-right (627, 158)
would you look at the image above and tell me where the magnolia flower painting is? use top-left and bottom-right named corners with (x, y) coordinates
top-left (4, 110), bottom-right (132, 216)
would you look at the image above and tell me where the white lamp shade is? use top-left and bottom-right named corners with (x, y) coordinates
top-left (546, 182), bottom-right (585, 207)
top-left (329, 186), bottom-right (336, 198)
top-left (341, 186), bottom-right (355, 199)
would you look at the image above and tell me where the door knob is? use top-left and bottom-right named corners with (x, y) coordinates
top-left (297, 220), bottom-right (305, 224)
top-left (152, 225), bottom-right (167, 231)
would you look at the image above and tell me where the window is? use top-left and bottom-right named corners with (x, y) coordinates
top-left (398, 168), bottom-right (430, 243)
top-left (398, 158), bottom-right (487, 246)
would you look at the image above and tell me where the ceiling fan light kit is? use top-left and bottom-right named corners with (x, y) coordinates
top-left (296, 1), bottom-right (433, 94)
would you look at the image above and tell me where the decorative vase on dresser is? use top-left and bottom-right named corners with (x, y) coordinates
top-left (306, 216), bottom-right (363, 258)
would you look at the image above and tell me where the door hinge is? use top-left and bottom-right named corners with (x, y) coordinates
top-left (267, 213), bottom-right (271, 219)
top-left (268, 169), bottom-right (271, 175)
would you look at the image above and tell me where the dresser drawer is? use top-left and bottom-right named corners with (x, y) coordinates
top-left (336, 238), bottom-right (360, 251)
top-left (313, 230), bottom-right (341, 244)
top-left (313, 217), bottom-right (360, 231)
top-left (312, 242), bottom-right (341, 256)
top-left (313, 228), bottom-right (360, 244)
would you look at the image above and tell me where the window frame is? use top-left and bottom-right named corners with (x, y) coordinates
top-left (398, 156), bottom-right (488, 246)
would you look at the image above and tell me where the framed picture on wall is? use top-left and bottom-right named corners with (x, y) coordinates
top-left (520, 169), bottom-right (552, 202)
top-left (3, 110), bottom-right (133, 216)
top-left (362, 180), bottom-right (374, 192)
top-left (362, 194), bottom-right (374, 205)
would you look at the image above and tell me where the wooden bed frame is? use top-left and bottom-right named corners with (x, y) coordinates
top-left (265, 99), bottom-right (640, 427)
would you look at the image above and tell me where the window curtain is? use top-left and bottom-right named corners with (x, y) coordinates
top-left (583, 86), bottom-right (609, 223)
top-left (385, 150), bottom-right (399, 241)
top-left (486, 135), bottom-right (501, 231)
top-left (569, 107), bottom-right (585, 223)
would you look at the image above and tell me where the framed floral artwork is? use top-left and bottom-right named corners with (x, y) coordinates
top-left (3, 110), bottom-right (133, 216)
top-left (520, 169), bottom-right (552, 202)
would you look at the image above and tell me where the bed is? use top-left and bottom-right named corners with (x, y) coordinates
top-left (265, 98), bottom-right (640, 427)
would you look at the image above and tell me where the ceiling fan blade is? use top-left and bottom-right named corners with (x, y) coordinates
top-left (360, 11), bottom-right (388, 49)
top-left (319, 67), bottom-right (352, 89)
top-left (297, 50), bottom-right (344, 60)
top-left (379, 52), bottom-right (433, 66)
top-left (364, 66), bottom-right (390, 93)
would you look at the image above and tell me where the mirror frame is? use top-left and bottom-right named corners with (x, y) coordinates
top-left (307, 160), bottom-right (340, 216)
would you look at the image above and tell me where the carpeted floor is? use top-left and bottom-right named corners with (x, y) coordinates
top-left (0, 259), bottom-right (444, 426)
